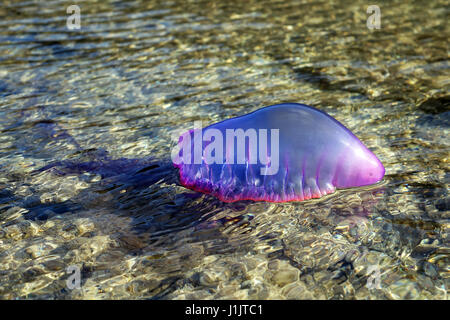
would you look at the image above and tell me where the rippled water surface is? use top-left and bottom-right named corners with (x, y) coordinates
top-left (0, 0), bottom-right (448, 299)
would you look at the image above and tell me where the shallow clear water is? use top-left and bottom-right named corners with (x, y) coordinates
top-left (0, 0), bottom-right (448, 299)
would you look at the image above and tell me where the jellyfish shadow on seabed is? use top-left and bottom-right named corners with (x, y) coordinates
top-left (15, 118), bottom-right (253, 241)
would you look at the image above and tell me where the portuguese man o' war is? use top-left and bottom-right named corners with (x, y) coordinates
top-left (34, 103), bottom-right (384, 205)
top-left (173, 103), bottom-right (385, 203)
